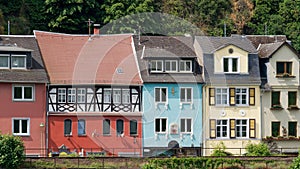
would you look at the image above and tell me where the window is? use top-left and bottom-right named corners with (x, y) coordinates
top-left (103, 119), bottom-right (110, 135)
top-left (180, 88), bottom-right (192, 103)
top-left (223, 57), bottom-right (238, 73)
top-left (179, 60), bottom-right (192, 72)
top-left (77, 88), bottom-right (86, 103)
top-left (58, 88), bottom-right (66, 103)
top-left (13, 85), bottom-right (34, 101)
top-left (276, 62), bottom-right (292, 76)
top-left (0, 54), bottom-right (9, 68)
top-left (78, 119), bottom-right (86, 136)
top-left (12, 118), bottom-right (29, 136)
top-left (180, 118), bottom-right (192, 133)
top-left (165, 60), bottom-right (177, 72)
top-left (236, 120), bottom-right (247, 138)
top-left (288, 92), bottom-right (297, 107)
top-left (104, 89), bottom-right (111, 103)
top-left (122, 89), bottom-right (130, 104)
top-left (216, 88), bottom-right (228, 105)
top-left (11, 55), bottom-right (26, 69)
top-left (216, 120), bottom-right (228, 138)
top-left (155, 88), bottom-right (167, 103)
top-left (130, 120), bottom-right (138, 135)
top-left (116, 119), bottom-right (124, 136)
top-left (151, 60), bottom-right (163, 72)
top-left (155, 118), bottom-right (167, 133)
top-left (271, 122), bottom-right (280, 137)
top-left (236, 88), bottom-right (248, 105)
top-left (271, 91), bottom-right (281, 107)
top-left (68, 88), bottom-right (76, 103)
top-left (113, 89), bottom-right (121, 103)
top-left (64, 119), bottom-right (72, 136)
top-left (288, 122), bottom-right (297, 137)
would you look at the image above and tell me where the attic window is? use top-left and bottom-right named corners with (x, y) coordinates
top-left (116, 68), bottom-right (124, 74)
top-left (228, 48), bottom-right (234, 54)
top-left (0, 54), bottom-right (26, 69)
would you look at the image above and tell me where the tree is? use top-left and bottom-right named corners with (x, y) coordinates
top-left (0, 134), bottom-right (25, 169)
top-left (230, 0), bottom-right (254, 34)
top-left (0, 10), bottom-right (5, 34)
top-left (245, 143), bottom-right (271, 156)
top-left (45, 0), bottom-right (100, 34)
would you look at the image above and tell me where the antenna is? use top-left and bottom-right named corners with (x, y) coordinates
top-left (138, 26), bottom-right (141, 45)
top-left (7, 21), bottom-right (10, 35)
top-left (86, 19), bottom-right (94, 37)
top-left (224, 22), bottom-right (226, 37)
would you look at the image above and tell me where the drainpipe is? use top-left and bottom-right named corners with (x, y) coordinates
top-left (46, 84), bottom-right (50, 156)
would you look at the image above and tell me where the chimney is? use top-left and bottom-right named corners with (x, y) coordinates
top-left (93, 24), bottom-right (100, 35)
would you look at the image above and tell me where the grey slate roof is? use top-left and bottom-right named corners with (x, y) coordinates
top-left (0, 35), bottom-right (48, 83)
top-left (195, 36), bottom-right (261, 85)
top-left (246, 35), bottom-right (287, 48)
top-left (258, 41), bottom-right (300, 59)
top-left (133, 35), bottom-right (204, 83)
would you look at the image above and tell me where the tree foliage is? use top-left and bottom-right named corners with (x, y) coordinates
top-left (0, 134), bottom-right (25, 169)
top-left (245, 142), bottom-right (271, 156)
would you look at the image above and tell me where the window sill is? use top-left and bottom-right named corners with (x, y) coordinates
top-left (13, 99), bottom-right (34, 102)
top-left (102, 134), bottom-right (111, 137)
top-left (287, 106), bottom-right (300, 110)
top-left (13, 134), bottom-right (30, 136)
top-left (64, 134), bottom-right (72, 137)
top-left (270, 107), bottom-right (283, 110)
top-left (78, 134), bottom-right (87, 137)
top-left (263, 136), bottom-right (299, 141)
top-left (276, 75), bottom-right (296, 78)
top-left (130, 134), bottom-right (138, 137)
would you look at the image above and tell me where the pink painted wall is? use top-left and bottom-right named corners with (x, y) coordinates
top-left (48, 115), bottom-right (142, 156)
top-left (0, 83), bottom-right (46, 156)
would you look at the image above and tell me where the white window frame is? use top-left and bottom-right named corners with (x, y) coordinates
top-left (154, 87), bottom-right (167, 103)
top-left (236, 119), bottom-right (248, 138)
top-left (12, 85), bottom-right (34, 101)
top-left (113, 89), bottom-right (121, 103)
top-left (223, 56), bottom-right (240, 73)
top-left (122, 89), bottom-right (130, 104)
top-left (104, 89), bottom-right (111, 103)
top-left (216, 88), bottom-right (229, 105)
top-left (58, 88), bottom-right (66, 103)
top-left (180, 118), bottom-right (192, 133)
top-left (0, 54), bottom-right (10, 69)
top-left (150, 60), bottom-right (163, 72)
top-left (77, 88), bottom-right (86, 103)
top-left (165, 60), bottom-right (178, 72)
top-left (216, 119), bottom-right (228, 138)
top-left (11, 55), bottom-right (26, 69)
top-left (180, 87), bottom-right (192, 103)
top-left (179, 60), bottom-right (192, 72)
top-left (67, 88), bottom-right (76, 103)
top-left (12, 118), bottom-right (30, 136)
top-left (235, 88), bottom-right (248, 106)
top-left (78, 119), bottom-right (86, 136)
top-left (155, 118), bottom-right (167, 133)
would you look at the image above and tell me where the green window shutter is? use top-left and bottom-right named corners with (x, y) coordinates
top-left (249, 88), bottom-right (255, 106)
top-left (230, 119), bottom-right (236, 138)
top-left (229, 88), bottom-right (235, 106)
top-left (210, 119), bottom-right (216, 138)
top-left (209, 88), bottom-right (215, 105)
top-left (249, 119), bottom-right (256, 138)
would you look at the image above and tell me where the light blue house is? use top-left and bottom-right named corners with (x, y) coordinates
top-left (133, 36), bottom-right (204, 156)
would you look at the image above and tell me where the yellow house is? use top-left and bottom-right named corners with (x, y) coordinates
top-left (195, 36), bottom-right (261, 155)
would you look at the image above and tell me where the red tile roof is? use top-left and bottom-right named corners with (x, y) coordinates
top-left (35, 31), bottom-right (142, 85)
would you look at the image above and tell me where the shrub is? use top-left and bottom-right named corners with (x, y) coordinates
top-left (59, 152), bottom-right (68, 157)
top-left (211, 142), bottom-right (232, 156)
top-left (245, 143), bottom-right (271, 156)
top-left (0, 134), bottom-right (25, 169)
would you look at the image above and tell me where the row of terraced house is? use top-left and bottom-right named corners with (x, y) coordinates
top-left (0, 27), bottom-right (299, 157)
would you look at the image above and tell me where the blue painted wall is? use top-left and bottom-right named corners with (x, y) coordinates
top-left (142, 83), bottom-right (203, 149)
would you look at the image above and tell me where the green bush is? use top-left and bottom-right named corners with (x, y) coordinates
top-left (211, 142), bottom-right (232, 156)
top-left (0, 134), bottom-right (25, 169)
top-left (245, 143), bottom-right (271, 156)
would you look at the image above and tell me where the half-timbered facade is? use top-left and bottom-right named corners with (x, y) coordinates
top-left (134, 36), bottom-right (204, 157)
top-left (0, 35), bottom-right (48, 156)
top-left (195, 36), bottom-right (262, 155)
top-left (35, 30), bottom-right (143, 157)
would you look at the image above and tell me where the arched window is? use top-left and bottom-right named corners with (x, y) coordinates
top-left (116, 119), bottom-right (124, 136)
top-left (64, 119), bottom-right (72, 135)
top-left (78, 119), bottom-right (86, 135)
top-left (130, 120), bottom-right (137, 135)
top-left (103, 119), bottom-right (110, 135)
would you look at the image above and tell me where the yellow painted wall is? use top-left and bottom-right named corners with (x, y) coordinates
top-left (214, 45), bottom-right (249, 74)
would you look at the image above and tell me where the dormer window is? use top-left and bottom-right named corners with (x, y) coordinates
top-left (150, 60), bottom-right (163, 72)
top-left (165, 60), bottom-right (177, 72)
top-left (223, 57), bottom-right (239, 73)
top-left (276, 62), bottom-right (292, 77)
top-left (0, 54), bottom-right (27, 69)
top-left (179, 60), bottom-right (192, 72)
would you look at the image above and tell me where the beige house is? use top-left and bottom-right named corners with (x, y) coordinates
top-left (256, 40), bottom-right (300, 154)
top-left (195, 36), bottom-right (261, 156)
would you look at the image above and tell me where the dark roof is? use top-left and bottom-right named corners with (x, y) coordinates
top-left (195, 36), bottom-right (261, 85)
top-left (133, 35), bottom-right (203, 83)
top-left (246, 35), bottom-right (287, 48)
top-left (258, 41), bottom-right (300, 59)
top-left (0, 35), bottom-right (48, 83)
top-left (195, 36), bottom-right (257, 54)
